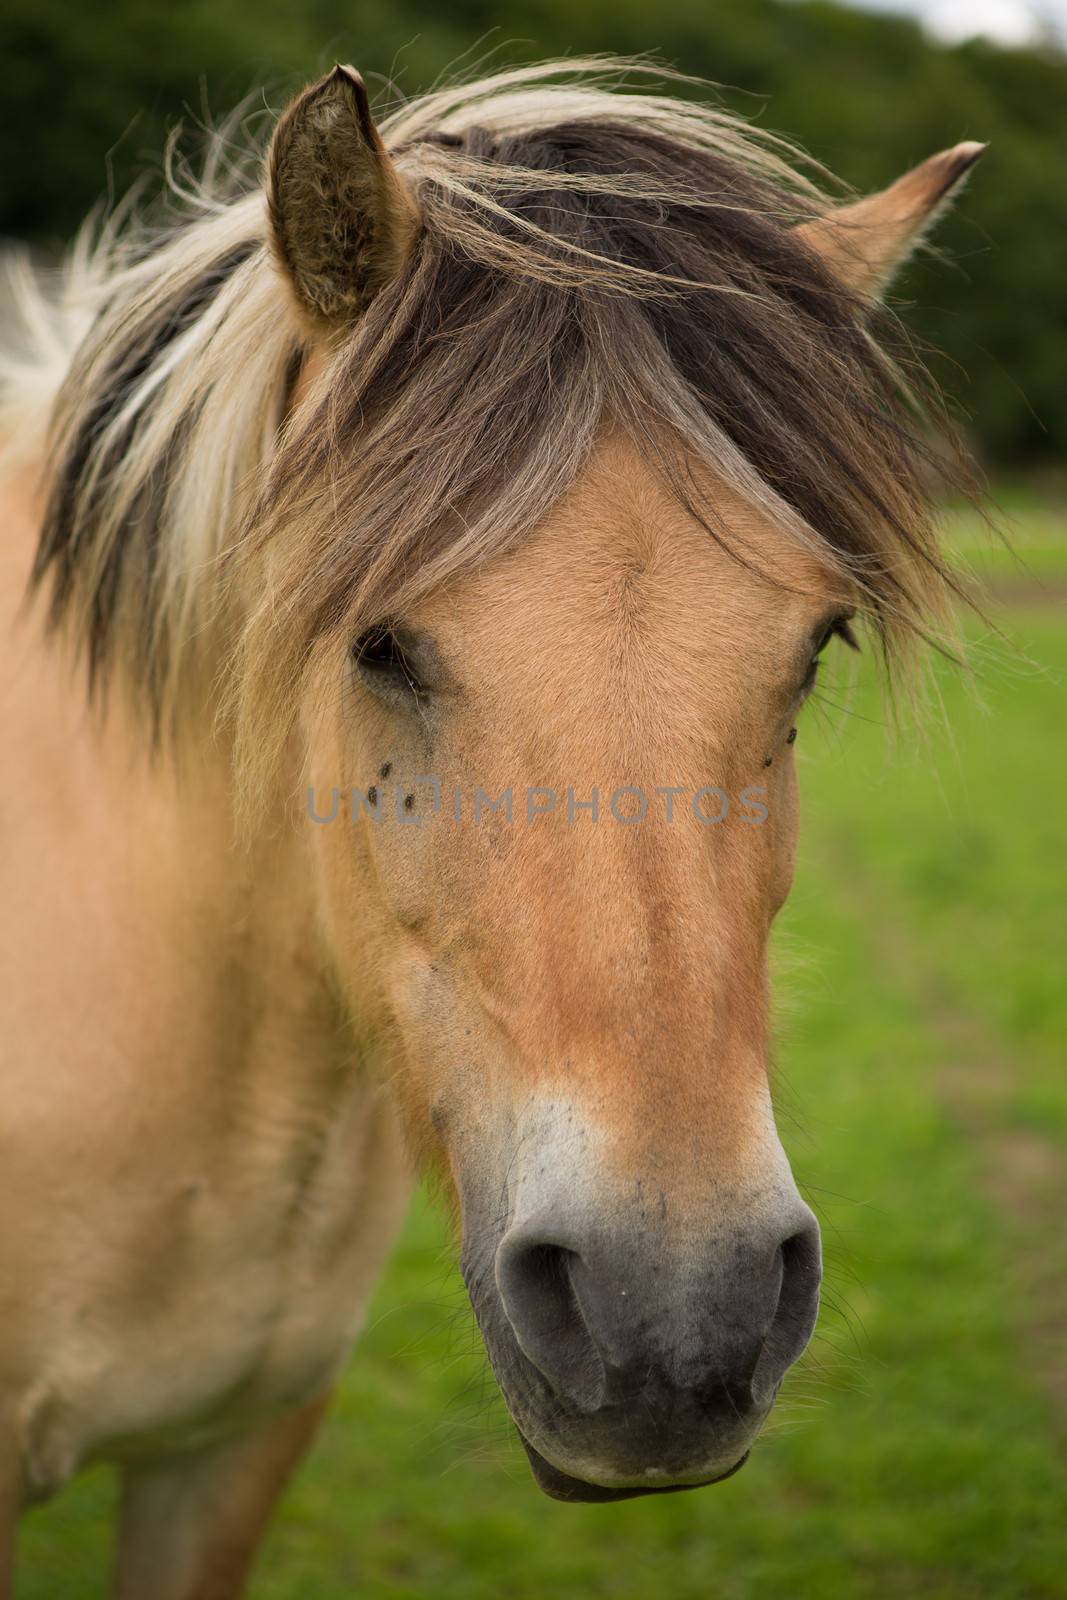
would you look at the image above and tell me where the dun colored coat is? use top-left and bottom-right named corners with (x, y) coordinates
top-left (0, 59), bottom-right (982, 1598)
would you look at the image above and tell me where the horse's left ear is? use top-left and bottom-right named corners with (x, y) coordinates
top-left (796, 142), bottom-right (986, 300)
top-left (267, 64), bottom-right (420, 332)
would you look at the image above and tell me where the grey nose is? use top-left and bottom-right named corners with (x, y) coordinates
top-left (495, 1207), bottom-right (821, 1418)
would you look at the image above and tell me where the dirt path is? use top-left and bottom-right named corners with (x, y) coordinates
top-left (824, 836), bottom-right (1067, 1443)
top-left (935, 1006), bottom-right (1067, 1433)
top-left (967, 573), bottom-right (1067, 609)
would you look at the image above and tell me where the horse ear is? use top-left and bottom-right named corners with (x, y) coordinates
top-left (267, 64), bottom-right (420, 332)
top-left (796, 142), bottom-right (986, 300)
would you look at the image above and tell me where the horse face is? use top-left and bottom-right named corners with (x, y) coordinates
top-left (305, 435), bottom-right (853, 1499)
top-left (265, 71), bottom-right (973, 1500)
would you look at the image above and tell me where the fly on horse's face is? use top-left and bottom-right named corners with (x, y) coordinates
top-left (307, 450), bottom-right (848, 1496)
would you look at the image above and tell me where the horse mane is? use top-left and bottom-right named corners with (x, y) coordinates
top-left (0, 58), bottom-right (960, 791)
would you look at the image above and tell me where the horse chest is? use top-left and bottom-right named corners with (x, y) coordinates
top-left (16, 1078), bottom-right (411, 1497)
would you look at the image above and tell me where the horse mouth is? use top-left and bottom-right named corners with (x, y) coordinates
top-left (517, 1433), bottom-right (751, 1503)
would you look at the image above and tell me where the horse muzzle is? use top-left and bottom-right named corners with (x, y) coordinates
top-left (461, 1189), bottom-right (821, 1501)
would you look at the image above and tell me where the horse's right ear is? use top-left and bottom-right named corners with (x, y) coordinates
top-left (267, 64), bottom-right (420, 333)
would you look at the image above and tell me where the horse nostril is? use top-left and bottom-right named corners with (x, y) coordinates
top-left (754, 1220), bottom-right (822, 1400)
top-left (779, 1225), bottom-right (822, 1330)
top-left (505, 1242), bottom-right (573, 1338)
top-left (495, 1235), bottom-right (606, 1410)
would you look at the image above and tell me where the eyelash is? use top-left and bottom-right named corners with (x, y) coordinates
top-left (823, 616), bottom-right (859, 656)
top-left (804, 617), bottom-right (859, 690)
top-left (768, 618), bottom-right (859, 765)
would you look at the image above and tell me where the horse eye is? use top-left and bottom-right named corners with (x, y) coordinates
top-left (807, 614), bottom-right (859, 685)
top-left (819, 616), bottom-right (859, 660)
top-left (352, 627), bottom-right (422, 698)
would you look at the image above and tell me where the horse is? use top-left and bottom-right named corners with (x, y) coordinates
top-left (0, 58), bottom-right (982, 1598)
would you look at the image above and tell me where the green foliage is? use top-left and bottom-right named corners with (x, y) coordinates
top-left (1, 0), bottom-right (1064, 464)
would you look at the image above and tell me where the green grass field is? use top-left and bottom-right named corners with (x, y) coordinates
top-left (17, 504), bottom-right (1066, 1599)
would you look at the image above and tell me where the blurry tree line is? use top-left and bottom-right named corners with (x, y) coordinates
top-left (1, 0), bottom-right (1063, 466)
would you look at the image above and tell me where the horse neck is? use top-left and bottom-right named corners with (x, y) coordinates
top-left (8, 482), bottom-right (351, 1108)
